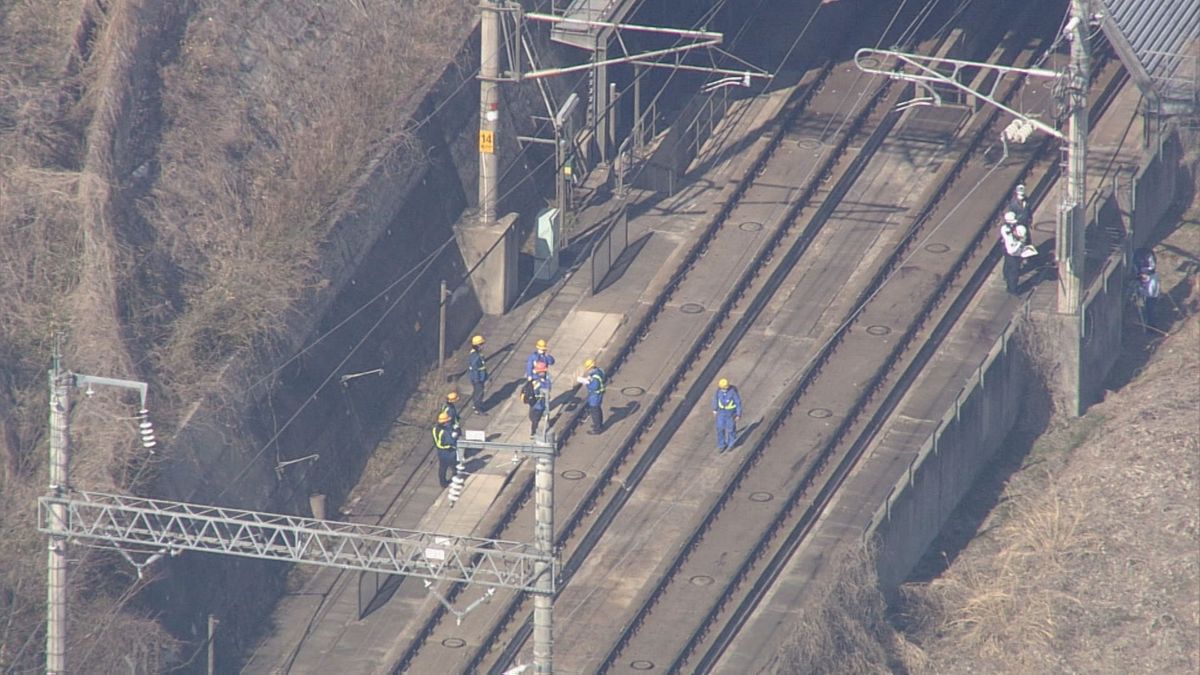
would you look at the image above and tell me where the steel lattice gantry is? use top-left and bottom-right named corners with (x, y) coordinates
top-left (38, 490), bottom-right (554, 593)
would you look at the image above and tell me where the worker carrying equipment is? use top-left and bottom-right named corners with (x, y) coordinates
top-left (468, 335), bottom-right (488, 414)
top-left (526, 339), bottom-right (555, 378)
top-left (712, 378), bottom-right (742, 453)
top-left (1000, 212), bottom-right (1036, 295)
top-left (526, 369), bottom-right (551, 438)
top-left (577, 359), bottom-right (606, 434)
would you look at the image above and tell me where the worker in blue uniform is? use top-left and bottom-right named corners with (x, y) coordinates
top-left (525, 338), bottom-right (555, 379)
top-left (441, 391), bottom-right (462, 434)
top-left (468, 334), bottom-right (488, 414)
top-left (432, 411), bottom-right (459, 488)
top-left (577, 358), bottom-right (606, 434)
top-left (712, 377), bottom-right (742, 452)
top-left (527, 362), bottom-right (551, 438)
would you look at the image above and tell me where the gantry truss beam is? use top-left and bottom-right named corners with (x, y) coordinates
top-left (38, 490), bottom-right (554, 593)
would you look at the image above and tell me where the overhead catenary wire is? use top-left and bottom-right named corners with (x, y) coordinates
top-left (244, 0), bottom-right (745, 428)
top-left (555, 0), bottom-right (962, 628)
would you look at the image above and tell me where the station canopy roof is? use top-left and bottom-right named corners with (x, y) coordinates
top-left (551, 0), bottom-right (642, 49)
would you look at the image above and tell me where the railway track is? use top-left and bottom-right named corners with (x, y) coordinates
top-left (473, 13), bottom-right (1128, 675)
top-left (387, 2), bottom-right (1035, 673)
top-left (618, 35), bottom-right (1128, 675)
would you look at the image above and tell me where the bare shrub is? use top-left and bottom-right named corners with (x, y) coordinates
top-left (773, 545), bottom-right (906, 674)
top-left (141, 0), bottom-right (475, 392)
top-left (913, 481), bottom-right (1090, 665)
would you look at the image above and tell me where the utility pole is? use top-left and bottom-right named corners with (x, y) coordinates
top-left (45, 343), bottom-right (154, 675)
top-left (45, 340), bottom-right (69, 675)
top-left (438, 279), bottom-right (448, 383)
top-left (479, 0), bottom-right (501, 224)
top-left (1059, 0), bottom-right (1091, 313)
top-left (206, 614), bottom-right (218, 675)
top-left (531, 448), bottom-right (554, 674)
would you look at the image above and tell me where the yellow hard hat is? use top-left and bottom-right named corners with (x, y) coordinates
top-left (583, 358), bottom-right (595, 369)
top-left (718, 378), bottom-right (730, 389)
top-left (472, 335), bottom-right (485, 346)
top-left (446, 391), bottom-right (459, 402)
top-left (536, 339), bottom-right (547, 350)
top-left (437, 411), bottom-right (452, 424)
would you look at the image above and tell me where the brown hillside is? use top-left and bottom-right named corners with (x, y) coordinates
top-left (900, 207), bottom-right (1200, 673)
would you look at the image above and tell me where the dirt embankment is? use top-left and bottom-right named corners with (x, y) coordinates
top-left (2, 0), bottom-right (486, 670)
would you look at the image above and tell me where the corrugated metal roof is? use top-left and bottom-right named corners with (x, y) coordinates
top-left (1100, 0), bottom-right (1199, 108)
top-left (551, 0), bottom-right (639, 50)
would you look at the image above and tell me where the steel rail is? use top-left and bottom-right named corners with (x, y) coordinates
top-left (689, 55), bottom-right (1129, 675)
top-left (478, 77), bottom-right (908, 675)
top-left (597, 16), bottom-right (1130, 675)
top-left (386, 60), bottom-right (844, 673)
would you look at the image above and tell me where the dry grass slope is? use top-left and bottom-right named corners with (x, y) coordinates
top-left (899, 212), bottom-right (1200, 674)
top-left (2, 0), bottom-right (476, 670)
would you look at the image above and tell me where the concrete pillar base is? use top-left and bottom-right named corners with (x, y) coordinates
top-left (1026, 310), bottom-right (1083, 417)
top-left (455, 212), bottom-right (518, 315)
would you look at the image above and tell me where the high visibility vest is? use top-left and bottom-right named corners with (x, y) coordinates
top-left (432, 425), bottom-right (452, 450)
top-left (589, 369), bottom-right (606, 394)
top-left (717, 391), bottom-right (737, 411)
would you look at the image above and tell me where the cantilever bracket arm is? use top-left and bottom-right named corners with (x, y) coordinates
top-left (854, 47), bottom-right (1066, 141)
top-left (515, 10), bottom-right (724, 81)
top-left (72, 374), bottom-right (149, 408)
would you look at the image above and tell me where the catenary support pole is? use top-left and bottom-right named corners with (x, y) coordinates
top-left (1058, 0), bottom-right (1090, 313)
top-left (46, 341), bottom-right (69, 675)
top-left (609, 82), bottom-right (618, 155)
top-left (633, 64), bottom-right (642, 153)
top-left (532, 448), bottom-right (555, 674)
top-left (479, 0), bottom-right (501, 224)
top-left (206, 614), bottom-right (218, 675)
top-left (438, 279), bottom-right (448, 382)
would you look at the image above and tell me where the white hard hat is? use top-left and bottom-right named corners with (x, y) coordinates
top-left (1015, 183), bottom-right (1026, 197)
top-left (1004, 211), bottom-right (1018, 225)
top-left (1015, 225), bottom-right (1028, 238)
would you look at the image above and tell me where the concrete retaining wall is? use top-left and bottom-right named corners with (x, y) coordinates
top-left (867, 121), bottom-right (1185, 594)
top-left (868, 318), bottom-right (1026, 593)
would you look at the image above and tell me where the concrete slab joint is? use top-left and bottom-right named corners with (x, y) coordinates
top-left (455, 212), bottom-right (519, 315)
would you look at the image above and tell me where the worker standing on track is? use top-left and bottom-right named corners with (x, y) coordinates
top-left (468, 334), bottom-right (488, 414)
top-left (1007, 183), bottom-right (1031, 231)
top-left (1000, 211), bottom-right (1031, 295)
top-left (577, 358), bottom-right (606, 434)
top-left (432, 411), bottom-right (459, 488)
top-left (525, 338), bottom-right (555, 379)
top-left (441, 392), bottom-right (462, 434)
top-left (1006, 183), bottom-right (1038, 270)
top-left (712, 378), bottom-right (742, 453)
top-left (526, 362), bottom-right (551, 438)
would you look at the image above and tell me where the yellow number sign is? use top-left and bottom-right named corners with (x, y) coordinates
top-left (479, 130), bottom-right (495, 154)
